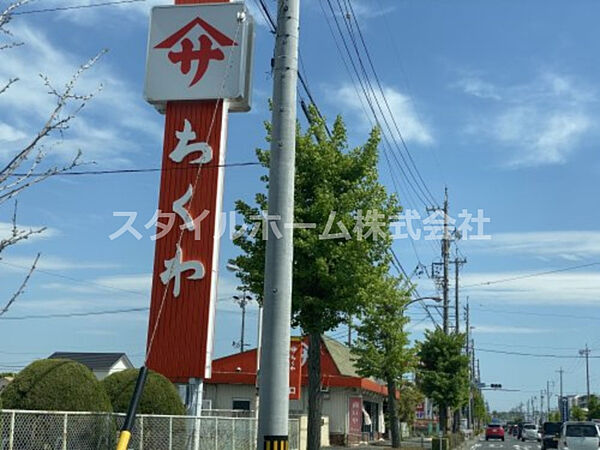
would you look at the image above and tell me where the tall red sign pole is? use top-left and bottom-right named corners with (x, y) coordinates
top-left (117, 1), bottom-right (252, 448)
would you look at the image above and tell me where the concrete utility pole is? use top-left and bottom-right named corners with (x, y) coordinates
top-left (233, 292), bottom-right (252, 353)
top-left (557, 367), bottom-right (564, 399)
top-left (579, 345), bottom-right (591, 402)
top-left (442, 188), bottom-right (450, 334)
top-left (257, 0), bottom-right (300, 447)
top-left (453, 257), bottom-right (466, 334)
top-left (547, 380), bottom-right (551, 417)
top-left (465, 302), bottom-right (473, 429)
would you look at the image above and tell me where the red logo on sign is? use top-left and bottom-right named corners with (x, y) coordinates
top-left (155, 17), bottom-right (238, 87)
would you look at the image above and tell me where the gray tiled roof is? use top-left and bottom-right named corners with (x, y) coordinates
top-left (49, 352), bottom-right (133, 372)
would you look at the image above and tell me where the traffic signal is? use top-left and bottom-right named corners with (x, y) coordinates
top-left (490, 383), bottom-right (502, 389)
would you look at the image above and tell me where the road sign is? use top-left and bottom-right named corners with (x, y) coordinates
top-left (145, 2), bottom-right (254, 112)
top-left (289, 337), bottom-right (302, 400)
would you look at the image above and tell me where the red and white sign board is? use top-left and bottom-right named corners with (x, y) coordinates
top-left (349, 396), bottom-right (363, 435)
top-left (289, 337), bottom-right (303, 400)
top-left (145, 0), bottom-right (253, 383)
top-left (145, 2), bottom-right (254, 112)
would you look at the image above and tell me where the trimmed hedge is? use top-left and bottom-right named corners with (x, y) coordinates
top-left (1, 359), bottom-right (112, 412)
top-left (101, 369), bottom-right (184, 415)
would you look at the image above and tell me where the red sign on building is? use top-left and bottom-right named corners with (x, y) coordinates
top-left (349, 396), bottom-right (363, 436)
top-left (289, 337), bottom-right (303, 400)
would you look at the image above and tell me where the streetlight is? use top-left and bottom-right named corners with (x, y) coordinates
top-left (407, 296), bottom-right (442, 307)
top-left (232, 293), bottom-right (253, 353)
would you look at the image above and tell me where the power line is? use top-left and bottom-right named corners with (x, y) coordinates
top-left (8, 161), bottom-right (261, 177)
top-left (463, 262), bottom-right (600, 288)
top-left (0, 307), bottom-right (149, 320)
top-left (12, 0), bottom-right (146, 15)
top-left (476, 347), bottom-right (600, 360)
top-left (474, 305), bottom-right (600, 321)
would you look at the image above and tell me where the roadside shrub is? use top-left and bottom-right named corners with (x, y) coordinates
top-left (102, 368), bottom-right (185, 415)
top-left (1, 358), bottom-right (112, 411)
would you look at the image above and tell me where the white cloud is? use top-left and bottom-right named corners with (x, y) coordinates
top-left (0, 222), bottom-right (59, 243)
top-left (462, 270), bottom-right (600, 306)
top-left (335, 83), bottom-right (433, 145)
top-left (0, 123), bottom-right (26, 142)
top-left (471, 325), bottom-right (551, 335)
top-left (0, 22), bottom-right (162, 168)
top-left (0, 255), bottom-right (117, 272)
top-left (465, 230), bottom-right (600, 261)
top-left (458, 72), bottom-right (596, 167)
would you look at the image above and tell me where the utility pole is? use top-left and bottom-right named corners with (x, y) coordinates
top-left (579, 345), bottom-right (591, 403)
top-left (465, 301), bottom-right (473, 429)
top-left (453, 257), bottom-right (466, 334)
top-left (547, 380), bottom-right (551, 417)
top-left (442, 188), bottom-right (449, 334)
top-left (540, 390), bottom-right (545, 423)
top-left (233, 292), bottom-right (252, 353)
top-left (557, 367), bottom-right (564, 399)
top-left (257, 0), bottom-right (300, 447)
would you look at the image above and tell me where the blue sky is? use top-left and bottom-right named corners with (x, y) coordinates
top-left (0, 0), bottom-right (599, 412)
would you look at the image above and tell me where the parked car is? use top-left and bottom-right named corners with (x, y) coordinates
top-left (542, 422), bottom-right (562, 450)
top-left (522, 423), bottom-right (540, 441)
top-left (557, 422), bottom-right (600, 450)
top-left (486, 423), bottom-right (505, 441)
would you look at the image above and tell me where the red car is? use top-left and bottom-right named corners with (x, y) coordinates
top-left (486, 424), bottom-right (505, 441)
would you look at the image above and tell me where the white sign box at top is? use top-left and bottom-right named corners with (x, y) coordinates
top-left (144, 2), bottom-right (254, 113)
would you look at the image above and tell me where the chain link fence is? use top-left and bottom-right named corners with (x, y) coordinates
top-left (0, 410), bottom-right (300, 450)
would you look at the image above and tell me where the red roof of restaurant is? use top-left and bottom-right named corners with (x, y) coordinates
top-left (206, 335), bottom-right (390, 396)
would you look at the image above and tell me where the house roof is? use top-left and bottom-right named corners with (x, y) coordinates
top-left (49, 352), bottom-right (133, 372)
top-left (207, 336), bottom-right (389, 397)
top-left (321, 335), bottom-right (360, 378)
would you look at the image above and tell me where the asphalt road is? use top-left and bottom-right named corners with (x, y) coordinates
top-left (473, 435), bottom-right (541, 450)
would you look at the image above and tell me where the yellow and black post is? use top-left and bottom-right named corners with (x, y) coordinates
top-left (264, 435), bottom-right (289, 450)
top-left (116, 366), bottom-right (148, 450)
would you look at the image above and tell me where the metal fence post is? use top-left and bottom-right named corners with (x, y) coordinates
top-left (9, 411), bottom-right (15, 450)
top-left (62, 413), bottom-right (68, 450)
top-left (139, 415), bottom-right (144, 450)
top-left (232, 418), bottom-right (236, 450)
top-left (169, 416), bottom-right (173, 450)
top-left (214, 417), bottom-right (218, 450)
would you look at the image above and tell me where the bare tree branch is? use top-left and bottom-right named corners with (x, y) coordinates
top-left (0, 201), bottom-right (45, 253)
top-left (0, 77), bottom-right (18, 95)
top-left (0, 252), bottom-right (40, 316)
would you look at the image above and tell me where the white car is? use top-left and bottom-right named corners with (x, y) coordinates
top-left (522, 423), bottom-right (540, 441)
top-left (557, 422), bottom-right (600, 450)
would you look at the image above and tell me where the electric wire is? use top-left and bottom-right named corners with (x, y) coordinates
top-left (12, 0), bottom-right (146, 15)
top-left (463, 262), bottom-right (600, 288)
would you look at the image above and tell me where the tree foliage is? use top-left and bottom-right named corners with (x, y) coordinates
top-left (102, 369), bottom-right (185, 415)
top-left (397, 381), bottom-right (425, 425)
top-left (571, 405), bottom-right (587, 421)
top-left (352, 276), bottom-right (414, 382)
top-left (352, 275), bottom-right (414, 448)
top-left (230, 108), bottom-right (399, 450)
top-left (230, 108), bottom-right (400, 333)
top-left (417, 329), bottom-right (470, 432)
top-left (1, 359), bottom-right (112, 412)
top-left (472, 389), bottom-right (489, 429)
top-left (587, 395), bottom-right (600, 420)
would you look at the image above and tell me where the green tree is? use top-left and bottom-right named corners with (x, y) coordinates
top-left (548, 411), bottom-right (560, 422)
top-left (102, 369), bottom-right (185, 415)
top-left (352, 275), bottom-right (414, 448)
top-left (587, 395), bottom-right (600, 420)
top-left (472, 390), bottom-right (489, 430)
top-left (417, 329), bottom-right (470, 433)
top-left (571, 405), bottom-right (587, 421)
top-left (397, 381), bottom-right (425, 431)
top-left (231, 109), bottom-right (399, 450)
top-left (1, 359), bottom-right (112, 411)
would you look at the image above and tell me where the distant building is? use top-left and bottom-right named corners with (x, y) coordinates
top-left (48, 352), bottom-right (133, 380)
top-left (204, 335), bottom-right (389, 446)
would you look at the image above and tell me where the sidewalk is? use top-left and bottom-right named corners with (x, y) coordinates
top-left (327, 436), bottom-right (433, 449)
